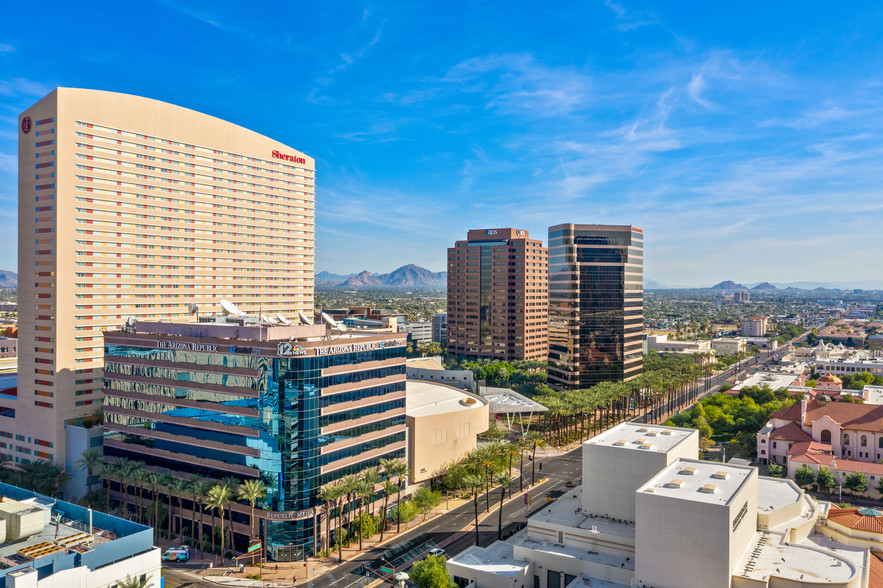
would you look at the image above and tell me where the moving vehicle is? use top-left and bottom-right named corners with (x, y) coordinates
top-left (162, 546), bottom-right (191, 562)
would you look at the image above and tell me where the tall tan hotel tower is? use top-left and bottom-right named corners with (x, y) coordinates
top-left (446, 228), bottom-right (548, 360)
top-left (12, 88), bottom-right (315, 467)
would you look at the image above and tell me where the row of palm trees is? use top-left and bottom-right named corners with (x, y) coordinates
top-left (76, 450), bottom-right (266, 559)
top-left (317, 457), bottom-right (408, 561)
top-left (533, 359), bottom-right (707, 443)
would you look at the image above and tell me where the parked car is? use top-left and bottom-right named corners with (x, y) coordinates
top-left (427, 548), bottom-right (446, 558)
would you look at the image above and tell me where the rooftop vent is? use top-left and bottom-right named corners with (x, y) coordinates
top-left (712, 471), bottom-right (729, 480)
top-left (679, 466), bottom-right (697, 476)
top-left (638, 443), bottom-right (653, 450)
top-left (699, 484), bottom-right (718, 494)
top-left (637, 427), bottom-right (649, 432)
top-left (633, 438), bottom-right (647, 444)
top-left (660, 430), bottom-right (673, 435)
top-left (613, 440), bottom-right (628, 446)
top-left (646, 430), bottom-right (658, 437)
top-left (665, 479), bottom-right (684, 489)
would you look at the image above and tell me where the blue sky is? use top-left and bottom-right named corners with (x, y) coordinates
top-left (1, 1), bottom-right (882, 287)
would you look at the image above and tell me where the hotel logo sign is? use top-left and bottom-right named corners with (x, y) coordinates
top-left (271, 150), bottom-right (306, 165)
top-left (21, 117), bottom-right (32, 134)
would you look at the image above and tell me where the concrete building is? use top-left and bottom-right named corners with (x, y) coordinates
top-left (547, 224), bottom-right (643, 388)
top-left (815, 350), bottom-right (883, 378)
top-left (734, 291), bottom-right (750, 303)
top-left (13, 88), bottom-right (315, 474)
top-left (711, 338), bottom-right (747, 357)
top-left (0, 482), bottom-right (160, 588)
top-left (446, 229), bottom-right (548, 361)
top-left (406, 356), bottom-right (476, 392)
top-left (432, 313), bottom-right (448, 347)
top-left (405, 381), bottom-right (488, 483)
top-left (101, 316), bottom-right (406, 560)
top-left (448, 421), bottom-right (876, 588)
top-left (741, 316), bottom-right (768, 337)
top-left (399, 321), bottom-right (433, 346)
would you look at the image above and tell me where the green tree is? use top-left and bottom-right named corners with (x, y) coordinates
top-left (463, 473), bottom-right (484, 546)
top-left (876, 476), bottom-right (883, 496)
top-left (817, 467), bottom-right (836, 494)
top-left (410, 555), bottom-right (455, 588)
top-left (207, 484), bottom-right (232, 563)
top-left (495, 473), bottom-right (513, 540)
top-left (379, 479), bottom-right (397, 541)
top-left (414, 487), bottom-right (441, 521)
top-left (168, 478), bottom-right (189, 540)
top-left (75, 448), bottom-right (103, 504)
top-left (794, 465), bottom-right (815, 488)
top-left (767, 463), bottom-right (785, 478)
top-left (188, 477), bottom-right (212, 555)
top-left (844, 472), bottom-right (869, 495)
top-left (237, 479), bottom-right (267, 539)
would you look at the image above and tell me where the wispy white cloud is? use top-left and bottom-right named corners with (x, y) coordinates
top-left (0, 78), bottom-right (51, 98)
top-left (0, 44), bottom-right (14, 53)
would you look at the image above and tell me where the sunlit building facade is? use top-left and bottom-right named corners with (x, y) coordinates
top-left (547, 224), bottom-right (643, 388)
top-left (102, 319), bottom-right (407, 560)
top-left (446, 228), bottom-right (548, 361)
top-left (13, 88), bottom-right (314, 478)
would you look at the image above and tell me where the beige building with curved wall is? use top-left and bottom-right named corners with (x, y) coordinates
top-left (13, 88), bottom-right (314, 473)
top-left (406, 381), bottom-right (489, 483)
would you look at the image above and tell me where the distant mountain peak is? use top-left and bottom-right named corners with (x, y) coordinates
top-left (751, 282), bottom-right (778, 291)
top-left (709, 280), bottom-right (747, 291)
top-left (329, 265), bottom-right (446, 288)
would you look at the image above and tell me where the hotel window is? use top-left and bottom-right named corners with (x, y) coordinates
top-left (862, 435), bottom-right (868, 447)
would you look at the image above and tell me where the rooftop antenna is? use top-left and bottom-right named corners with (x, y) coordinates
top-left (220, 299), bottom-right (246, 317)
top-left (259, 313), bottom-right (271, 323)
top-left (297, 310), bottom-right (314, 326)
top-left (187, 303), bottom-right (199, 320)
top-left (123, 316), bottom-right (136, 333)
top-left (276, 312), bottom-right (293, 325)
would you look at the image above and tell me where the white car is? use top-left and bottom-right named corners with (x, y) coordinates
top-left (427, 548), bottom-right (446, 558)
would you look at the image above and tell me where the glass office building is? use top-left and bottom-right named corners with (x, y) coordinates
top-left (102, 318), bottom-right (407, 560)
top-left (547, 224), bottom-right (644, 389)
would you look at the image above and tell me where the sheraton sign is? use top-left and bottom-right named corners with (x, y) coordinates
top-left (271, 150), bottom-right (306, 165)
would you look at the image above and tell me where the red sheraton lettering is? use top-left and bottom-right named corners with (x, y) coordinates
top-left (272, 150), bottom-right (306, 165)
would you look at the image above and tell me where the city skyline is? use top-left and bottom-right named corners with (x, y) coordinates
top-left (2, 2), bottom-right (883, 286)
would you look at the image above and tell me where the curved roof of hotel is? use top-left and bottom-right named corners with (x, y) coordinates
top-left (587, 422), bottom-right (696, 454)
top-left (405, 381), bottom-right (487, 417)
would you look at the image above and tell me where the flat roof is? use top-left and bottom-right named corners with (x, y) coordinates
top-left (732, 371), bottom-right (799, 391)
top-left (447, 542), bottom-right (529, 578)
top-left (405, 381), bottom-right (487, 417)
top-left (515, 534), bottom-right (635, 572)
top-left (734, 532), bottom-right (860, 584)
top-left (639, 458), bottom-right (753, 505)
top-left (405, 357), bottom-right (444, 371)
top-left (528, 487), bottom-right (636, 540)
top-left (481, 387), bottom-right (547, 414)
top-left (756, 477), bottom-right (802, 514)
top-left (587, 422), bottom-right (695, 454)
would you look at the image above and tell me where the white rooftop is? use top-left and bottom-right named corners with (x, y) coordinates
top-left (587, 422), bottom-right (695, 454)
top-left (448, 541), bottom-right (529, 578)
top-left (756, 477), bottom-right (802, 515)
top-left (640, 458), bottom-right (753, 505)
top-left (528, 487), bottom-right (636, 540)
top-left (405, 381), bottom-right (486, 417)
top-left (734, 531), bottom-right (861, 584)
top-left (863, 385), bottom-right (883, 405)
top-left (732, 371), bottom-right (799, 392)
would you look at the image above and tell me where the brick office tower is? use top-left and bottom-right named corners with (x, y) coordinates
top-left (547, 224), bottom-right (643, 389)
top-left (12, 88), bottom-right (315, 481)
top-left (446, 228), bottom-right (548, 361)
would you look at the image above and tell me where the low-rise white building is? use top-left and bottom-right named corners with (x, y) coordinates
top-left (712, 338), bottom-right (747, 357)
top-left (449, 421), bottom-right (879, 588)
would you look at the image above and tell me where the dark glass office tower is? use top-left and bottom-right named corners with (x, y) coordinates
top-left (547, 224), bottom-right (643, 388)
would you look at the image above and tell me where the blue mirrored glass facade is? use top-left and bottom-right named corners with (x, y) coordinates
top-left (102, 327), bottom-right (407, 559)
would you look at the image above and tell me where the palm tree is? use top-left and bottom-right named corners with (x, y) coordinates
top-left (379, 479), bottom-right (397, 541)
top-left (131, 464), bottom-right (148, 524)
top-left (527, 431), bottom-right (546, 486)
top-left (516, 440), bottom-right (530, 492)
top-left (221, 477), bottom-right (240, 550)
top-left (146, 473), bottom-right (163, 539)
top-left (319, 483), bottom-right (341, 554)
top-left (505, 443), bottom-right (520, 477)
top-left (495, 473), bottom-right (513, 540)
top-left (463, 474), bottom-right (484, 546)
top-left (98, 461), bottom-right (116, 512)
top-left (237, 479), bottom-right (267, 539)
top-left (189, 476), bottom-right (211, 556)
top-left (478, 446), bottom-right (497, 512)
top-left (340, 474), bottom-right (360, 539)
top-left (361, 467), bottom-right (381, 516)
top-left (168, 478), bottom-right (189, 540)
top-left (117, 459), bottom-right (134, 519)
top-left (387, 459), bottom-right (409, 533)
top-left (207, 484), bottom-right (232, 563)
top-left (74, 448), bottom-right (103, 505)
top-left (354, 479), bottom-right (373, 550)
top-left (160, 473), bottom-right (175, 539)
top-left (116, 574), bottom-right (152, 588)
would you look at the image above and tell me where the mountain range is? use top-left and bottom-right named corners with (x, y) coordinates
top-left (0, 271), bottom-right (17, 287)
top-left (317, 264), bottom-right (446, 288)
top-left (644, 278), bottom-right (883, 291)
